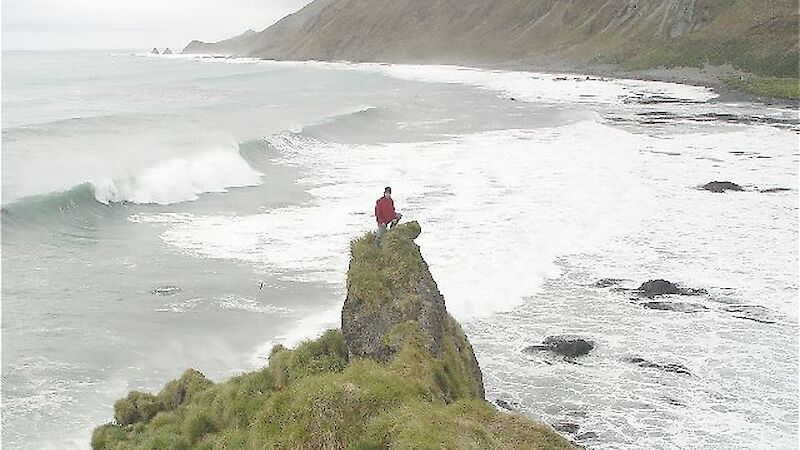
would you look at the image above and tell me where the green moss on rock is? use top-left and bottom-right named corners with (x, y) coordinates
top-left (93, 223), bottom-right (575, 449)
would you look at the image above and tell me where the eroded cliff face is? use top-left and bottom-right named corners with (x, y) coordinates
top-left (342, 221), bottom-right (485, 400)
top-left (183, 0), bottom-right (797, 78)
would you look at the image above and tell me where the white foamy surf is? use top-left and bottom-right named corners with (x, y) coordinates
top-left (143, 119), bottom-right (797, 322)
top-left (5, 51), bottom-right (797, 450)
top-left (91, 147), bottom-right (262, 205)
top-left (171, 54), bottom-right (718, 106)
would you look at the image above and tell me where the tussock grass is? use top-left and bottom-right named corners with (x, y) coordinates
top-left (722, 76), bottom-right (800, 99)
top-left (93, 223), bottom-right (575, 449)
top-left (347, 222), bottom-right (424, 314)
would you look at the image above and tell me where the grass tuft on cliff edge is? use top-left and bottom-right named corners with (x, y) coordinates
top-left (92, 223), bottom-right (575, 449)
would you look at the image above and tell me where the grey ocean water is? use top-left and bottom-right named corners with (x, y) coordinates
top-left (2, 51), bottom-right (798, 449)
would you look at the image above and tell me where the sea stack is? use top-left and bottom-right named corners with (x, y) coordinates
top-left (342, 221), bottom-right (485, 398)
top-left (150, 48), bottom-right (159, 54)
top-left (162, 48), bottom-right (173, 55)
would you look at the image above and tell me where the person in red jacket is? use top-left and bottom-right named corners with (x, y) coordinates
top-left (375, 186), bottom-right (402, 245)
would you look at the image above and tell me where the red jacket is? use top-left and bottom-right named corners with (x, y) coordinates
top-left (375, 196), bottom-right (397, 225)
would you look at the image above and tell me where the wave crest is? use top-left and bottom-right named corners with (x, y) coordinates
top-left (90, 149), bottom-right (262, 205)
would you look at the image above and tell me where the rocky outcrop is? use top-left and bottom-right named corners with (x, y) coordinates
top-left (92, 223), bottom-right (576, 449)
top-left (639, 279), bottom-right (681, 296)
top-left (525, 336), bottom-right (595, 358)
top-left (701, 181), bottom-right (743, 193)
top-left (342, 221), bottom-right (485, 399)
top-left (637, 279), bottom-right (706, 297)
top-left (150, 48), bottom-right (159, 54)
top-left (162, 48), bottom-right (173, 55)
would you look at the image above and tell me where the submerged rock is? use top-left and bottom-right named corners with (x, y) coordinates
top-left (701, 181), bottom-right (743, 193)
top-left (152, 285), bottom-right (181, 296)
top-left (625, 357), bottom-right (691, 375)
top-left (525, 336), bottom-right (595, 358)
top-left (642, 301), bottom-right (707, 313)
top-left (494, 398), bottom-right (518, 411)
top-left (593, 278), bottom-right (624, 288)
top-left (759, 187), bottom-right (791, 193)
top-left (553, 422), bottom-right (580, 434)
top-left (725, 305), bottom-right (777, 324)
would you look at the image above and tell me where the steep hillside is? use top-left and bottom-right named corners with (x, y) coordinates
top-left (92, 223), bottom-right (575, 449)
top-left (184, 0), bottom-right (797, 74)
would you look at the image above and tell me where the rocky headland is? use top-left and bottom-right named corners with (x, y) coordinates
top-left (92, 222), bottom-right (576, 449)
top-left (182, 0), bottom-right (799, 100)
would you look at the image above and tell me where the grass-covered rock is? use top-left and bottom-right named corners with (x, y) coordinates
top-left (343, 222), bottom-right (484, 399)
top-left (92, 222), bottom-right (575, 449)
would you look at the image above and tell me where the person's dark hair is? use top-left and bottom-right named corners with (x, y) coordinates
top-left (384, 186), bottom-right (392, 194)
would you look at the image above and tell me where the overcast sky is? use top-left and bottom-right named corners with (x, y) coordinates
top-left (2, 0), bottom-right (314, 50)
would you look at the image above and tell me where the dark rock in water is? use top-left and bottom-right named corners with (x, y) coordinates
top-left (637, 279), bottom-right (707, 297)
top-left (725, 305), bottom-right (777, 324)
top-left (152, 285), bottom-right (181, 296)
top-left (342, 221), bottom-right (485, 399)
top-left (642, 301), bottom-right (707, 313)
top-left (639, 279), bottom-right (680, 296)
top-left (625, 357), bottom-right (691, 375)
top-left (701, 181), bottom-right (743, 193)
top-left (660, 363), bottom-right (692, 374)
top-left (151, 47), bottom-right (160, 54)
top-left (575, 432), bottom-right (598, 440)
top-left (552, 421), bottom-right (580, 434)
top-left (494, 399), bottom-right (518, 411)
top-left (525, 336), bottom-right (595, 357)
top-left (663, 396), bottom-right (685, 406)
top-left (593, 278), bottom-right (624, 288)
top-left (163, 48), bottom-right (173, 55)
top-left (759, 187), bottom-right (791, 193)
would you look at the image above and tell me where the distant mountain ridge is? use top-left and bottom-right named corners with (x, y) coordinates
top-left (184, 0), bottom-right (798, 91)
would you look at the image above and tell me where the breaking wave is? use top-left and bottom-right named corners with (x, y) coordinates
top-left (2, 145), bottom-right (263, 228)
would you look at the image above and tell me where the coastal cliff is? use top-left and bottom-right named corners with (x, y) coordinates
top-left (92, 222), bottom-right (575, 449)
top-left (182, 0), bottom-right (799, 98)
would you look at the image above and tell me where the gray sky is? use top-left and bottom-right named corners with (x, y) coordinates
top-left (2, 0), bottom-right (314, 50)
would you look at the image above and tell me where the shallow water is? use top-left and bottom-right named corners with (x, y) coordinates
top-left (2, 51), bottom-right (798, 449)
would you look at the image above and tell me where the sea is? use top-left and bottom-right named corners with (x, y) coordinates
top-left (2, 50), bottom-right (798, 449)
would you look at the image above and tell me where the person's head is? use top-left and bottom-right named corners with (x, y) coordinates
top-left (383, 186), bottom-right (392, 198)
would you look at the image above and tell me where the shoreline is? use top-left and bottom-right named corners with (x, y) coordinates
top-left (177, 50), bottom-right (799, 107)
top-left (449, 57), bottom-right (798, 107)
